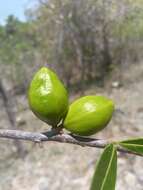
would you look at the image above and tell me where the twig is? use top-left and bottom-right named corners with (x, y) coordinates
top-left (0, 80), bottom-right (26, 157)
top-left (0, 129), bottom-right (142, 157)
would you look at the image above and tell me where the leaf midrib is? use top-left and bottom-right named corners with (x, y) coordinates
top-left (100, 145), bottom-right (116, 190)
top-left (120, 143), bottom-right (143, 147)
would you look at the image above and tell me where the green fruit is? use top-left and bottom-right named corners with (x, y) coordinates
top-left (63, 95), bottom-right (114, 136)
top-left (28, 67), bottom-right (69, 126)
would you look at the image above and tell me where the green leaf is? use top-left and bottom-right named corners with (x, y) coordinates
top-left (119, 138), bottom-right (143, 155)
top-left (90, 144), bottom-right (117, 190)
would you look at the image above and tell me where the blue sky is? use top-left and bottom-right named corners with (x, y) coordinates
top-left (0, 0), bottom-right (33, 24)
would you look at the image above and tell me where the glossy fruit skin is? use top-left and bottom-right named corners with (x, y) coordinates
top-left (63, 95), bottom-right (114, 136)
top-left (28, 67), bottom-right (69, 126)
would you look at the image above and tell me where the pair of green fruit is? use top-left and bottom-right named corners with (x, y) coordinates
top-left (28, 67), bottom-right (114, 136)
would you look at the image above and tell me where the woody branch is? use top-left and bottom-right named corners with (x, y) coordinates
top-left (0, 129), bottom-right (142, 157)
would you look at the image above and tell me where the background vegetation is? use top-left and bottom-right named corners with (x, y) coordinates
top-left (1, 0), bottom-right (143, 93)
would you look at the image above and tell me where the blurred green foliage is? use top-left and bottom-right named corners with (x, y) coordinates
top-left (0, 15), bottom-right (37, 65)
top-left (0, 0), bottom-right (143, 93)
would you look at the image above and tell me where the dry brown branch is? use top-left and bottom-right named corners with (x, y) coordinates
top-left (0, 80), bottom-right (27, 157)
top-left (0, 129), bottom-right (142, 157)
